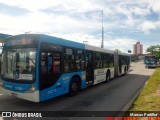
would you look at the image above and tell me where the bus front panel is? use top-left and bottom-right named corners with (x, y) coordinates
top-left (0, 36), bottom-right (40, 102)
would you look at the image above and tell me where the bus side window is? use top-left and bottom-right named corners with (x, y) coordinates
top-left (64, 62), bottom-right (69, 72)
top-left (94, 52), bottom-right (102, 69)
top-left (76, 50), bottom-right (85, 70)
top-left (41, 53), bottom-right (48, 74)
top-left (48, 54), bottom-right (53, 73)
top-left (108, 54), bottom-right (114, 67)
top-left (41, 52), bottom-right (61, 74)
top-left (52, 52), bottom-right (61, 72)
top-left (64, 48), bottom-right (75, 72)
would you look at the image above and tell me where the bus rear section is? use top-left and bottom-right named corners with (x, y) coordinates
top-left (118, 55), bottom-right (130, 76)
top-left (144, 55), bottom-right (157, 68)
top-left (114, 51), bottom-right (130, 77)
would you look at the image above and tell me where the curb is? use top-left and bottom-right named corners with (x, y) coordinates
top-left (116, 79), bottom-right (148, 116)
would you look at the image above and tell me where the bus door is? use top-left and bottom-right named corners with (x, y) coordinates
top-left (39, 43), bottom-right (62, 90)
top-left (86, 51), bottom-right (94, 86)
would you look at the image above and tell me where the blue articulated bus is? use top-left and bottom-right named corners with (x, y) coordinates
top-left (0, 34), bottom-right (130, 102)
top-left (144, 55), bottom-right (157, 68)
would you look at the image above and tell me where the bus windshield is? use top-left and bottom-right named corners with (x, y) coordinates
top-left (1, 47), bottom-right (36, 81)
top-left (145, 56), bottom-right (156, 64)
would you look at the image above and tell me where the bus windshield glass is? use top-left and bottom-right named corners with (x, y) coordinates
top-left (145, 56), bottom-right (156, 63)
top-left (1, 47), bottom-right (36, 81)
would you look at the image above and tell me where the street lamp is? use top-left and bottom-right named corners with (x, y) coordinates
top-left (64, 10), bottom-right (104, 48)
top-left (87, 10), bottom-right (104, 48)
top-left (81, 10), bottom-right (104, 48)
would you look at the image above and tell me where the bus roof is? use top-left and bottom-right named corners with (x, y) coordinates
top-left (40, 34), bottom-right (85, 49)
top-left (4, 34), bottom-right (130, 56)
top-left (118, 52), bottom-right (130, 56)
top-left (85, 44), bottom-right (114, 54)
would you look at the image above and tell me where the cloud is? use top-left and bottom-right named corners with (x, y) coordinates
top-left (0, 11), bottom-right (54, 34)
top-left (129, 7), bottom-right (151, 17)
top-left (138, 21), bottom-right (160, 34)
top-left (149, 0), bottom-right (160, 13)
top-left (0, 0), bottom-right (160, 54)
top-left (49, 32), bottom-right (101, 47)
top-left (126, 0), bottom-right (160, 14)
top-left (48, 32), bottom-right (137, 53)
top-left (0, 3), bottom-right (30, 16)
top-left (104, 37), bottom-right (137, 53)
top-left (0, 0), bottom-right (58, 11)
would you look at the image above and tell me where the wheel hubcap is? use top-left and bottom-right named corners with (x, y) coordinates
top-left (72, 83), bottom-right (78, 91)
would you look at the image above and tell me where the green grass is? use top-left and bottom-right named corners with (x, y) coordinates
top-left (129, 68), bottom-right (160, 111)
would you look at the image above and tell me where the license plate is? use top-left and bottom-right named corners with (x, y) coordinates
top-left (11, 93), bottom-right (17, 97)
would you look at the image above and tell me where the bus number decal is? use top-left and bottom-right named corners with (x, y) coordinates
top-left (48, 89), bottom-right (57, 94)
top-left (97, 69), bottom-right (104, 74)
top-left (62, 76), bottom-right (70, 81)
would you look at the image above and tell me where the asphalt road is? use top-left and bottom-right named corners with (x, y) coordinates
top-left (0, 61), bottom-right (155, 120)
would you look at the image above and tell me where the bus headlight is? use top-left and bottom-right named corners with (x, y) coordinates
top-left (29, 85), bottom-right (36, 92)
top-left (0, 82), bottom-right (3, 86)
top-left (25, 85), bottom-right (36, 93)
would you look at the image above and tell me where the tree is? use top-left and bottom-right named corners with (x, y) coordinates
top-left (131, 54), bottom-right (139, 62)
top-left (146, 45), bottom-right (160, 59)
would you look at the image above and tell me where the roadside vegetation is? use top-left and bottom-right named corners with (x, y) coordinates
top-left (131, 55), bottom-right (139, 62)
top-left (131, 45), bottom-right (160, 62)
top-left (129, 68), bottom-right (160, 111)
top-left (146, 45), bottom-right (160, 59)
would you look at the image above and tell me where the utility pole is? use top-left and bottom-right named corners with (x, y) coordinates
top-left (101, 10), bottom-right (104, 48)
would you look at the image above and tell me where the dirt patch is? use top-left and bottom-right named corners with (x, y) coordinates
top-left (152, 90), bottom-right (160, 97)
top-left (144, 90), bottom-right (160, 100)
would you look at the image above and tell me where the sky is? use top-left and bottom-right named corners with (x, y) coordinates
top-left (0, 0), bottom-right (160, 53)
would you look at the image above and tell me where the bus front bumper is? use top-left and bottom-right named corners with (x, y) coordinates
top-left (0, 87), bottom-right (40, 102)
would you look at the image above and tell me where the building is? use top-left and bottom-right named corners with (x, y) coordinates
top-left (133, 42), bottom-right (143, 55)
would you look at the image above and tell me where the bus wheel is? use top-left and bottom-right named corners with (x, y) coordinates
top-left (105, 71), bottom-right (110, 82)
top-left (69, 78), bottom-right (80, 96)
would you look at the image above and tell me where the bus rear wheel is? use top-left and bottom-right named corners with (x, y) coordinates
top-left (69, 78), bottom-right (80, 96)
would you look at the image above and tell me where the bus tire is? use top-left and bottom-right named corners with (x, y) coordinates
top-left (69, 77), bottom-right (80, 96)
top-left (105, 70), bottom-right (110, 82)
